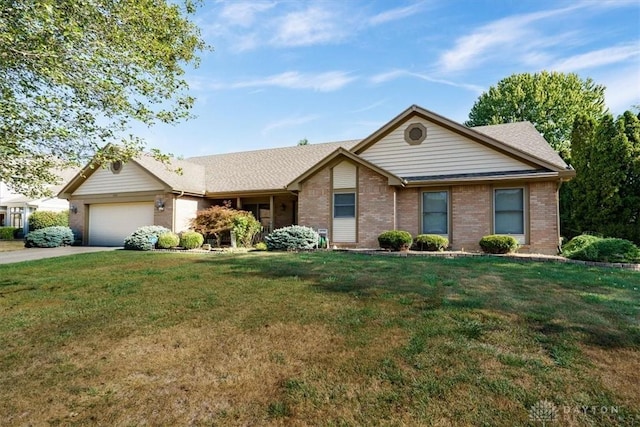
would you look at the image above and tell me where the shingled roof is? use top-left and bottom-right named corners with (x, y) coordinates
top-left (471, 122), bottom-right (569, 170)
top-left (187, 140), bottom-right (359, 194)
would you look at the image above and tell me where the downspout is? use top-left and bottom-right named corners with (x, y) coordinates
top-left (556, 180), bottom-right (562, 254)
top-left (393, 189), bottom-right (397, 230)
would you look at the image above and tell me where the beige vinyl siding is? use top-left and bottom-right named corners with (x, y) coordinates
top-left (333, 217), bottom-right (356, 242)
top-left (74, 162), bottom-right (164, 196)
top-left (332, 162), bottom-right (357, 243)
top-left (174, 198), bottom-right (199, 232)
top-left (360, 117), bottom-right (536, 177)
top-left (333, 161), bottom-right (357, 189)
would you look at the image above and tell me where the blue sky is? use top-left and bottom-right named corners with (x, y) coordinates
top-left (141, 0), bottom-right (640, 158)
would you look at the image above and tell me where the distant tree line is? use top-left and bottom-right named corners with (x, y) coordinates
top-left (468, 72), bottom-right (639, 244)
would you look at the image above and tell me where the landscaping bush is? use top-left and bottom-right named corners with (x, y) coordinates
top-left (414, 234), bottom-right (449, 251)
top-left (28, 210), bottom-right (69, 230)
top-left (232, 212), bottom-right (262, 247)
top-left (157, 232), bottom-right (180, 249)
top-left (24, 226), bottom-right (74, 248)
top-left (561, 234), bottom-right (602, 257)
top-left (378, 230), bottom-right (413, 251)
top-left (124, 225), bottom-right (171, 251)
top-left (180, 231), bottom-right (204, 249)
top-left (0, 226), bottom-right (18, 240)
top-left (264, 225), bottom-right (319, 251)
top-left (479, 235), bottom-right (519, 254)
top-left (565, 236), bottom-right (640, 263)
top-left (254, 242), bottom-right (268, 251)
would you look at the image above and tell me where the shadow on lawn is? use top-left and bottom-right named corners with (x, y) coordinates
top-left (197, 252), bottom-right (640, 350)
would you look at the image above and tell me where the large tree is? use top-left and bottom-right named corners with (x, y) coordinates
top-left (465, 71), bottom-right (606, 158)
top-left (563, 111), bottom-right (640, 244)
top-left (0, 0), bottom-right (206, 197)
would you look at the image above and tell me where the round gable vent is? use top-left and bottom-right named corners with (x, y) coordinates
top-left (404, 123), bottom-right (427, 145)
top-left (110, 160), bottom-right (123, 174)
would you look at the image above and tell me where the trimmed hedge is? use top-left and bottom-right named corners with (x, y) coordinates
top-left (479, 235), bottom-right (519, 254)
top-left (157, 232), bottom-right (180, 249)
top-left (563, 235), bottom-right (640, 263)
top-left (0, 227), bottom-right (18, 240)
top-left (414, 234), bottom-right (449, 251)
top-left (264, 225), bottom-right (319, 251)
top-left (180, 231), bottom-right (204, 249)
top-left (24, 226), bottom-right (74, 248)
top-left (378, 230), bottom-right (413, 251)
top-left (124, 226), bottom-right (171, 251)
top-left (28, 210), bottom-right (69, 230)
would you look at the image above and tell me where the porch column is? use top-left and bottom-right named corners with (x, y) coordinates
top-left (236, 197), bottom-right (242, 209)
top-left (269, 195), bottom-right (274, 232)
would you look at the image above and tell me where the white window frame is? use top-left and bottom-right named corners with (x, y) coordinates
top-left (421, 190), bottom-right (449, 237)
top-left (493, 187), bottom-right (526, 244)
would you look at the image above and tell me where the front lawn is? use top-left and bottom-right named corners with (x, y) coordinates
top-left (0, 240), bottom-right (25, 252)
top-left (0, 251), bottom-right (638, 425)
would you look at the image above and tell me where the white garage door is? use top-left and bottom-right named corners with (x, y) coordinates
top-left (89, 202), bottom-right (155, 246)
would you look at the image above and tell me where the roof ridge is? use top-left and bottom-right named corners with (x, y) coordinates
top-left (186, 139), bottom-right (360, 160)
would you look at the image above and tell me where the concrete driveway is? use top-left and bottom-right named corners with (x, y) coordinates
top-left (0, 246), bottom-right (121, 265)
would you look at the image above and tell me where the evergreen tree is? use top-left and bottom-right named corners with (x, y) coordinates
top-left (565, 112), bottom-right (640, 244)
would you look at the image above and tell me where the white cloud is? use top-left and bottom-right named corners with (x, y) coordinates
top-left (349, 100), bottom-right (387, 113)
top-left (219, 1), bottom-right (276, 27)
top-left (216, 71), bottom-right (357, 92)
top-left (551, 44), bottom-right (640, 72)
top-left (368, 3), bottom-right (426, 26)
top-left (370, 69), bottom-right (484, 93)
top-left (262, 114), bottom-right (319, 134)
top-left (600, 67), bottom-right (640, 114)
top-left (438, 5), bottom-right (582, 73)
top-left (271, 7), bottom-right (346, 47)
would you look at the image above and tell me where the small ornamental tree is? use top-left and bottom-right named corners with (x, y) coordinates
top-left (191, 204), bottom-right (261, 247)
top-left (190, 205), bottom-right (236, 244)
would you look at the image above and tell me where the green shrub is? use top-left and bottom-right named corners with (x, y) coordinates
top-left (157, 232), bottom-right (180, 249)
top-left (264, 225), bottom-right (319, 251)
top-left (180, 231), bottom-right (204, 249)
top-left (479, 235), bottom-right (519, 254)
top-left (24, 226), bottom-right (74, 248)
top-left (254, 241), bottom-right (268, 251)
top-left (232, 212), bottom-right (262, 247)
top-left (124, 225), bottom-right (171, 251)
top-left (414, 234), bottom-right (449, 251)
top-left (28, 210), bottom-right (69, 230)
top-left (562, 234), bottom-right (602, 257)
top-left (0, 227), bottom-right (18, 240)
top-left (378, 230), bottom-right (413, 251)
top-left (565, 237), bottom-right (640, 263)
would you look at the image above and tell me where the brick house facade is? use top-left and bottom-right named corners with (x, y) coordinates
top-left (60, 105), bottom-right (574, 253)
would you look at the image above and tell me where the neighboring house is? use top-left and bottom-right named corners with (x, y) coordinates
top-left (58, 105), bottom-right (575, 253)
top-left (1, 169), bottom-right (76, 235)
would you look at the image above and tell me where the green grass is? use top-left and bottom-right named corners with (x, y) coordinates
top-left (0, 251), bottom-right (638, 426)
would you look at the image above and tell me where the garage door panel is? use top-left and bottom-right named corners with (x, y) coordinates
top-left (89, 203), bottom-right (154, 246)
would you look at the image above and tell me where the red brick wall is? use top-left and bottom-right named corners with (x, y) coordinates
top-left (68, 199), bottom-right (87, 244)
top-left (397, 188), bottom-right (419, 236)
top-left (451, 184), bottom-right (492, 252)
top-left (357, 166), bottom-right (395, 247)
top-left (297, 168), bottom-right (331, 232)
top-left (154, 193), bottom-right (174, 229)
top-left (273, 194), bottom-right (298, 229)
top-left (528, 181), bottom-right (560, 254)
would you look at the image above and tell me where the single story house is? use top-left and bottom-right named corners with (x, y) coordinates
top-left (1, 169), bottom-right (77, 235)
top-left (58, 105), bottom-right (575, 254)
